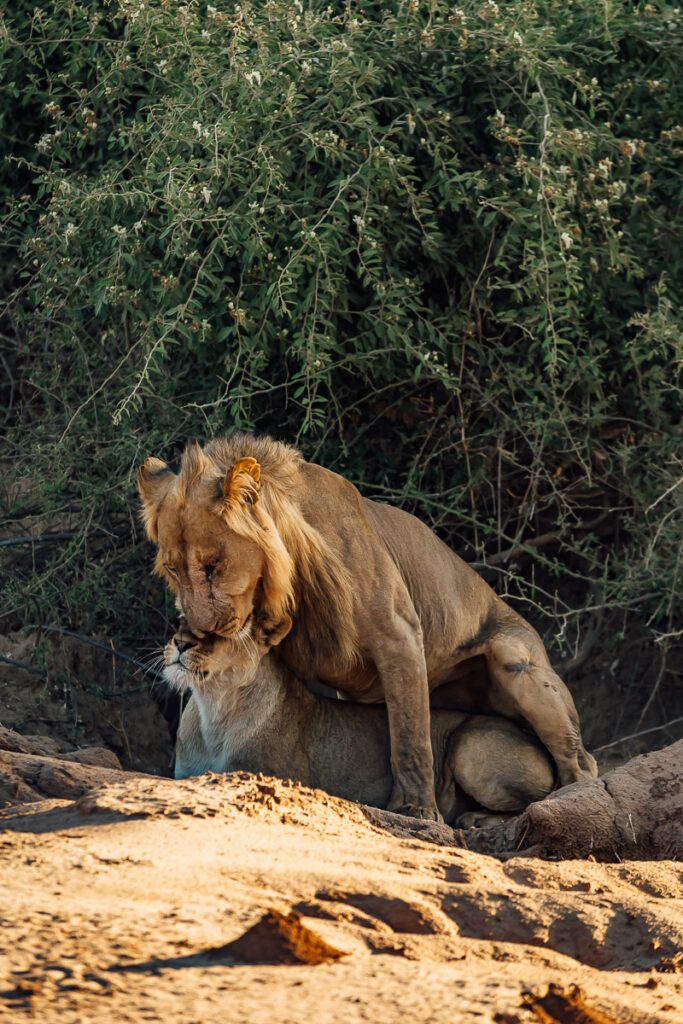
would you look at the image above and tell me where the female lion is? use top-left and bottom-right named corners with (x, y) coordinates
top-left (163, 617), bottom-right (555, 827)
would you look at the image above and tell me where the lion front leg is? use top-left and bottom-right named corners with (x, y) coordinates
top-left (369, 611), bottom-right (441, 822)
top-left (175, 694), bottom-right (213, 779)
top-left (486, 629), bottom-right (598, 787)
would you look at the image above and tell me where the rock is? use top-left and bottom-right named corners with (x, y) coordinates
top-left (513, 740), bottom-right (683, 861)
top-left (0, 725), bottom-right (65, 757)
top-left (0, 748), bottom-right (140, 806)
top-left (62, 747), bottom-right (122, 770)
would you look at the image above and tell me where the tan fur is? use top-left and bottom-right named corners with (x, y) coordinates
top-left (165, 624), bottom-right (556, 826)
top-left (139, 432), bottom-right (597, 819)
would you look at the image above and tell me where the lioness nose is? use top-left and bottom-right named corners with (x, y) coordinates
top-left (174, 636), bottom-right (194, 654)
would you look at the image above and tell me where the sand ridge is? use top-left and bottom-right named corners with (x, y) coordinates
top-left (1, 769), bottom-right (681, 1023)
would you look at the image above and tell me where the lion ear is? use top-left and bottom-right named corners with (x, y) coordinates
top-left (137, 457), bottom-right (175, 542)
top-left (255, 613), bottom-right (293, 650)
top-left (224, 457), bottom-right (260, 508)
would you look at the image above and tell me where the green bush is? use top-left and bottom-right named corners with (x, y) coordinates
top-left (1, 1), bottom-right (681, 674)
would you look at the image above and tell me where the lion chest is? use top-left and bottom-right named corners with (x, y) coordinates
top-left (194, 692), bottom-right (272, 774)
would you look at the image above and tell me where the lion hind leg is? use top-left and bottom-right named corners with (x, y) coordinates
top-left (485, 631), bottom-right (598, 787)
top-left (446, 718), bottom-right (555, 815)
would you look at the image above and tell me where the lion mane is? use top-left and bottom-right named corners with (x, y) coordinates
top-left (141, 433), bottom-right (359, 670)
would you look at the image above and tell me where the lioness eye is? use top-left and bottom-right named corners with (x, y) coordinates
top-left (165, 564), bottom-right (178, 577)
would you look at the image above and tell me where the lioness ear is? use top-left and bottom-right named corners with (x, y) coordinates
top-left (257, 613), bottom-right (292, 649)
top-left (224, 457), bottom-right (260, 508)
top-left (137, 457), bottom-right (175, 542)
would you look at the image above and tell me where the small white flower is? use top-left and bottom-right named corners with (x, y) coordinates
top-left (202, 29), bottom-right (211, 41)
top-left (560, 232), bottom-right (573, 250)
top-left (207, 5), bottom-right (217, 19)
top-left (557, 165), bottom-right (571, 180)
top-left (193, 120), bottom-right (203, 137)
top-left (594, 198), bottom-right (609, 212)
top-left (406, 113), bottom-right (416, 135)
top-left (133, 220), bottom-right (144, 235)
top-left (64, 222), bottom-right (77, 243)
top-left (112, 224), bottom-right (127, 238)
top-left (245, 71), bottom-right (262, 87)
top-left (513, 31), bottom-right (523, 45)
top-left (597, 157), bottom-right (612, 180)
top-left (156, 59), bottom-right (169, 73)
top-left (201, 187), bottom-right (211, 204)
top-left (353, 215), bottom-right (365, 232)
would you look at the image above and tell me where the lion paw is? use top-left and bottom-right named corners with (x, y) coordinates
top-left (389, 803), bottom-right (444, 823)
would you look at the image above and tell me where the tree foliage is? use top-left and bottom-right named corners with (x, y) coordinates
top-left (1, 1), bottom-right (681, 684)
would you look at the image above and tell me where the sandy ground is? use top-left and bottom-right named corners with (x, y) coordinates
top-left (1, 769), bottom-right (681, 1024)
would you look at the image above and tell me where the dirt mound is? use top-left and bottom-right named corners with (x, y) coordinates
top-left (365, 741), bottom-right (683, 863)
top-left (1, 763), bottom-right (681, 1023)
top-left (209, 909), bottom-right (348, 966)
top-left (2, 739), bottom-right (681, 865)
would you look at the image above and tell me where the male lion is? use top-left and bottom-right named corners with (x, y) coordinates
top-left (138, 433), bottom-right (597, 820)
top-left (164, 618), bottom-right (556, 825)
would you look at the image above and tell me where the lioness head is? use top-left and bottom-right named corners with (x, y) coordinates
top-left (163, 615), bottom-right (292, 692)
top-left (138, 443), bottom-right (294, 637)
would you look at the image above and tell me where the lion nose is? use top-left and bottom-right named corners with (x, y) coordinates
top-left (174, 636), bottom-right (194, 654)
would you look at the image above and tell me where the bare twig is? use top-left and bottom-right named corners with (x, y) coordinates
top-left (592, 715), bottom-right (683, 752)
top-left (633, 649), bottom-right (667, 732)
top-left (646, 475), bottom-right (683, 514)
top-left (0, 531), bottom-right (81, 549)
top-left (0, 350), bottom-right (15, 424)
top-left (0, 524), bottom-right (132, 548)
top-left (556, 617), bottom-right (602, 674)
top-left (0, 653), bottom-right (157, 697)
top-left (482, 529), bottom-right (563, 567)
top-left (24, 624), bottom-right (158, 677)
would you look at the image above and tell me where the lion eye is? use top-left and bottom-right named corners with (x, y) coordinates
top-left (165, 564), bottom-right (178, 578)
